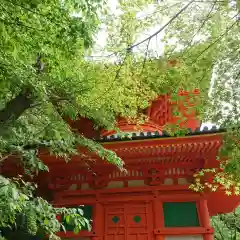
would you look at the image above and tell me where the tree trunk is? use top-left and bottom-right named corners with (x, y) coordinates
top-left (0, 88), bottom-right (33, 135)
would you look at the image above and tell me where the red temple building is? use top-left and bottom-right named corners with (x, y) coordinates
top-left (1, 90), bottom-right (240, 240)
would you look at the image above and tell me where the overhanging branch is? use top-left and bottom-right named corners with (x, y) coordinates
top-left (0, 87), bottom-right (34, 136)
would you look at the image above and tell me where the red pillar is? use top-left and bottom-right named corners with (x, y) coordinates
top-left (200, 198), bottom-right (214, 240)
top-left (153, 195), bottom-right (164, 240)
top-left (92, 201), bottom-right (104, 240)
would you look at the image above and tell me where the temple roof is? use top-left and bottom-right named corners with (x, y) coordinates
top-left (98, 125), bottom-right (223, 142)
top-left (68, 90), bottom-right (202, 138)
top-left (39, 128), bottom-right (223, 169)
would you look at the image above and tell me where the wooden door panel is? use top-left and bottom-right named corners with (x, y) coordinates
top-left (105, 234), bottom-right (125, 240)
top-left (104, 202), bottom-right (153, 240)
top-left (127, 234), bottom-right (149, 240)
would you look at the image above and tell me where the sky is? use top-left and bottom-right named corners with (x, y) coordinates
top-left (92, 0), bottom-right (167, 59)
top-left (93, 0), bottom-right (217, 130)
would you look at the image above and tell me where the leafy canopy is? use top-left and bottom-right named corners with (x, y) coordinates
top-left (0, 0), bottom-right (240, 239)
top-left (0, 0), bottom-right (113, 239)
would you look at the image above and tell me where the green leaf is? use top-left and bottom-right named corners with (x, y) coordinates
top-left (77, 208), bottom-right (84, 216)
top-left (73, 226), bottom-right (80, 234)
top-left (11, 188), bottom-right (19, 200)
top-left (44, 219), bottom-right (49, 225)
top-left (65, 215), bottom-right (70, 224)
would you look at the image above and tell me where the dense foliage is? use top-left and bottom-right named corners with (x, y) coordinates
top-left (0, 0), bottom-right (114, 239)
top-left (212, 208), bottom-right (240, 239)
top-left (0, 0), bottom-right (240, 239)
top-left (0, 175), bottom-right (91, 240)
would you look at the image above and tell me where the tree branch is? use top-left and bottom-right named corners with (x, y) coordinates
top-left (0, 53), bottom-right (48, 136)
top-left (142, 38), bottom-right (151, 72)
top-left (88, 0), bottom-right (194, 59)
top-left (0, 88), bottom-right (33, 126)
top-left (192, 15), bottom-right (239, 63)
top-left (180, 0), bottom-right (217, 58)
top-left (0, 154), bottom-right (12, 163)
top-left (127, 0), bottom-right (195, 51)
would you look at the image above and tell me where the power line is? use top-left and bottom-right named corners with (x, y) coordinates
top-left (90, 0), bottom-right (195, 59)
top-left (180, 0), bottom-right (217, 58)
top-left (192, 14), bottom-right (239, 63)
top-left (126, 0), bottom-right (195, 51)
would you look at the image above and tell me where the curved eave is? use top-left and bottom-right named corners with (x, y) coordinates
top-left (98, 127), bottom-right (224, 143)
top-left (41, 133), bottom-right (223, 168)
top-left (208, 191), bottom-right (240, 216)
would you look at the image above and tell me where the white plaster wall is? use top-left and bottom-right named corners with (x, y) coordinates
top-left (178, 178), bottom-right (189, 185)
top-left (106, 181), bottom-right (124, 188)
top-left (128, 180), bottom-right (146, 187)
top-left (81, 183), bottom-right (91, 190)
top-left (163, 178), bottom-right (174, 185)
